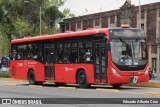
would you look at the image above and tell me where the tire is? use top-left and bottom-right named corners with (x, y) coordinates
top-left (28, 70), bottom-right (36, 85)
top-left (28, 70), bottom-right (43, 85)
top-left (111, 84), bottom-right (122, 88)
top-left (77, 70), bottom-right (91, 88)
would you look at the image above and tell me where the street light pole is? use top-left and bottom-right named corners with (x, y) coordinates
top-left (40, 7), bottom-right (41, 35)
top-left (139, 0), bottom-right (141, 29)
top-left (24, 1), bottom-right (41, 35)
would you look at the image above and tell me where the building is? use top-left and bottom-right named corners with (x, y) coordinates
top-left (60, 1), bottom-right (160, 73)
top-left (60, 0), bottom-right (160, 72)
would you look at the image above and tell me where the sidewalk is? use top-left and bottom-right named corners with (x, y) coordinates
top-left (149, 73), bottom-right (160, 82)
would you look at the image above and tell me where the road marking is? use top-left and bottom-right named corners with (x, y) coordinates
top-left (4, 84), bottom-right (17, 86)
top-left (29, 85), bottom-right (43, 88)
top-left (19, 80), bottom-right (27, 82)
top-left (58, 86), bottom-right (76, 90)
top-left (96, 88), bottom-right (119, 92)
top-left (146, 92), bottom-right (160, 96)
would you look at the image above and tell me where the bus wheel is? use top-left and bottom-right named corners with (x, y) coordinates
top-left (77, 70), bottom-right (91, 88)
top-left (28, 70), bottom-right (36, 85)
top-left (111, 84), bottom-right (122, 88)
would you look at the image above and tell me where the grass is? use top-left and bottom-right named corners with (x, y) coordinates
top-left (0, 72), bottom-right (10, 78)
top-left (123, 82), bottom-right (160, 88)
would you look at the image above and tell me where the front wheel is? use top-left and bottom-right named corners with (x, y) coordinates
top-left (77, 70), bottom-right (91, 88)
top-left (111, 84), bottom-right (122, 88)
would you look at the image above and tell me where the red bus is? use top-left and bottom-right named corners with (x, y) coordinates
top-left (10, 27), bottom-right (149, 88)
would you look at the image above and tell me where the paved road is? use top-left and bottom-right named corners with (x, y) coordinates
top-left (0, 80), bottom-right (159, 107)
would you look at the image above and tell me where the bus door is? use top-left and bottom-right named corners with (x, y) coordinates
top-left (44, 44), bottom-right (55, 79)
top-left (93, 40), bottom-right (108, 83)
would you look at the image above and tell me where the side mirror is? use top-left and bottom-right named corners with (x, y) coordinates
top-left (106, 43), bottom-right (110, 51)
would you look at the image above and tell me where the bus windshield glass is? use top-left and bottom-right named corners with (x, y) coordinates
top-left (110, 38), bottom-right (148, 70)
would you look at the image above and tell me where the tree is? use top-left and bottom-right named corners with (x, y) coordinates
top-left (0, 0), bottom-right (74, 38)
top-left (0, 36), bottom-right (9, 56)
top-left (0, 0), bottom-right (74, 56)
top-left (63, 8), bottom-right (75, 19)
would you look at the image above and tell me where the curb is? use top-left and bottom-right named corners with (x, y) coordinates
top-left (0, 78), bottom-right (27, 82)
top-left (123, 82), bottom-right (160, 88)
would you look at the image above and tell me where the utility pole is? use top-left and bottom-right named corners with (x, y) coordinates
top-left (139, 0), bottom-right (141, 29)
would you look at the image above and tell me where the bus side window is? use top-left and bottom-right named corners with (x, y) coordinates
top-left (11, 45), bottom-right (18, 60)
top-left (56, 43), bottom-right (63, 63)
top-left (64, 42), bottom-right (70, 63)
top-left (69, 42), bottom-right (78, 63)
top-left (17, 45), bottom-right (27, 60)
top-left (79, 40), bottom-right (92, 63)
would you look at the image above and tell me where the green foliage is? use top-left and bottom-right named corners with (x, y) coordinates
top-left (63, 8), bottom-right (75, 19)
top-left (0, 72), bottom-right (10, 78)
top-left (49, 0), bottom-right (66, 7)
top-left (0, 0), bottom-right (74, 38)
top-left (0, 36), bottom-right (9, 56)
top-left (13, 17), bottom-right (36, 38)
top-left (0, 0), bottom-right (74, 55)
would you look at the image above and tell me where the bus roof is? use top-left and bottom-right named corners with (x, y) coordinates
top-left (11, 28), bottom-right (109, 44)
top-left (11, 27), bottom-right (143, 44)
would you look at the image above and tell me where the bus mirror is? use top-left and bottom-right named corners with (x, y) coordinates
top-left (106, 43), bottom-right (110, 51)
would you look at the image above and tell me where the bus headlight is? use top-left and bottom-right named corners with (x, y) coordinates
top-left (144, 67), bottom-right (149, 75)
top-left (111, 67), bottom-right (120, 76)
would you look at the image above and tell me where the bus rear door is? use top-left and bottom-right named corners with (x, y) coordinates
top-left (93, 40), bottom-right (108, 83)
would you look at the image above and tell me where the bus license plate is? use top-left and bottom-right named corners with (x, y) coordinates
top-left (130, 76), bottom-right (138, 83)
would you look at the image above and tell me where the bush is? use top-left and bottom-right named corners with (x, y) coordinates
top-left (0, 72), bottom-right (10, 78)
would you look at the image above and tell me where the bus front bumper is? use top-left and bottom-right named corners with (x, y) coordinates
top-left (108, 74), bottom-right (149, 84)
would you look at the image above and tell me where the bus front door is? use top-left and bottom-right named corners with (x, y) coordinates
top-left (93, 41), bottom-right (107, 83)
top-left (44, 44), bottom-right (55, 80)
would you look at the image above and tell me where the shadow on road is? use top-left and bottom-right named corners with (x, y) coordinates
top-left (17, 83), bottom-right (143, 91)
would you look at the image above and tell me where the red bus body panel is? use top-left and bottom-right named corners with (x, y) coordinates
top-left (10, 60), bottom-right (45, 81)
top-left (55, 64), bottom-right (94, 84)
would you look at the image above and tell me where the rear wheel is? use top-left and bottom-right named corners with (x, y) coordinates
top-left (28, 70), bottom-right (43, 85)
top-left (28, 70), bottom-right (36, 85)
top-left (111, 84), bottom-right (122, 88)
top-left (77, 70), bottom-right (91, 88)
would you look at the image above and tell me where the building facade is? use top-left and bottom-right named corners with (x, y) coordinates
top-left (60, 1), bottom-right (160, 74)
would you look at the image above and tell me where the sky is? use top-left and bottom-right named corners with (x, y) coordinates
top-left (59, 0), bottom-right (160, 17)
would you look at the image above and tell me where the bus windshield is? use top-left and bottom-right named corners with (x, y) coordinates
top-left (110, 38), bottom-right (148, 70)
